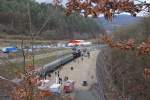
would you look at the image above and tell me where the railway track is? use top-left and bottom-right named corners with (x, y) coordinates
top-left (38, 51), bottom-right (81, 77)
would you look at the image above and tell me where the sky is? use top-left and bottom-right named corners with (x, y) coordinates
top-left (35, 0), bottom-right (150, 3)
top-left (35, 0), bottom-right (150, 16)
top-left (140, 0), bottom-right (150, 3)
top-left (35, 0), bottom-right (51, 3)
top-left (35, 0), bottom-right (67, 4)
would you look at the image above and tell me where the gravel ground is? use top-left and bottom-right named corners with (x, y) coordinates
top-left (47, 50), bottom-right (103, 100)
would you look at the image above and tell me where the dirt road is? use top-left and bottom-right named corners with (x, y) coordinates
top-left (48, 50), bottom-right (102, 100)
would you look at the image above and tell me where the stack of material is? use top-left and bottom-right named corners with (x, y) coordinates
top-left (49, 83), bottom-right (61, 94)
top-left (38, 77), bottom-right (62, 94)
top-left (38, 80), bottom-right (50, 90)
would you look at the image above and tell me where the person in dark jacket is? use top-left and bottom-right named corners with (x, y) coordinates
top-left (87, 51), bottom-right (90, 58)
top-left (44, 72), bottom-right (47, 80)
top-left (59, 77), bottom-right (62, 84)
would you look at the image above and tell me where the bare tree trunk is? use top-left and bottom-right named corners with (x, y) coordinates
top-left (27, 3), bottom-right (34, 100)
top-left (21, 39), bottom-right (26, 74)
top-left (27, 3), bottom-right (35, 67)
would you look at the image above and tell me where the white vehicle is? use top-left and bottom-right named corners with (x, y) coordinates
top-left (67, 40), bottom-right (92, 47)
top-left (50, 83), bottom-right (61, 94)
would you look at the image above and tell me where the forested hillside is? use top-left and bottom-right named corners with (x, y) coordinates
top-left (98, 15), bottom-right (141, 32)
top-left (0, 0), bottom-right (104, 39)
top-left (106, 16), bottom-right (150, 100)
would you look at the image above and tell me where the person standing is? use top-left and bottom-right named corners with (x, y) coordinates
top-left (64, 76), bottom-right (69, 81)
top-left (59, 77), bottom-right (62, 84)
top-left (87, 51), bottom-right (90, 58)
top-left (44, 72), bottom-right (47, 80)
top-left (71, 66), bottom-right (74, 70)
top-left (81, 52), bottom-right (84, 61)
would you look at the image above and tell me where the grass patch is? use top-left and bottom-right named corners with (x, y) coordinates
top-left (0, 49), bottom-right (72, 79)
